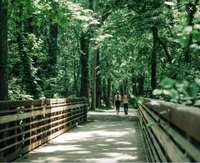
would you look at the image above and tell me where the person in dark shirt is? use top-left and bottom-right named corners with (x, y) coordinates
top-left (114, 91), bottom-right (121, 115)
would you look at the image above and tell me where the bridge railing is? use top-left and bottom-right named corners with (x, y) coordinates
top-left (138, 98), bottom-right (200, 162)
top-left (0, 98), bottom-right (88, 162)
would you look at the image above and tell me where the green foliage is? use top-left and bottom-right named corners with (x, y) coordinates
top-left (153, 78), bottom-right (200, 105)
top-left (8, 78), bottom-right (33, 100)
top-left (129, 96), bottom-right (144, 109)
top-left (146, 122), bottom-right (156, 128)
top-left (2, 0), bottom-right (200, 107)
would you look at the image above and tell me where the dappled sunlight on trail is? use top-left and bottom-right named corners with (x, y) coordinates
top-left (15, 110), bottom-right (146, 163)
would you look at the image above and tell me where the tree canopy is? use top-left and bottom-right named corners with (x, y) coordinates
top-left (0, 0), bottom-right (200, 107)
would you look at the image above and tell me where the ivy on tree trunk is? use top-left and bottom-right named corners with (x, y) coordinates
top-left (151, 26), bottom-right (159, 91)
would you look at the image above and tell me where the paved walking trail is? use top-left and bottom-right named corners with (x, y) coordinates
top-left (15, 109), bottom-right (147, 163)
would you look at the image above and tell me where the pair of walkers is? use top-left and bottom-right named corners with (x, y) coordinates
top-left (114, 91), bottom-right (129, 115)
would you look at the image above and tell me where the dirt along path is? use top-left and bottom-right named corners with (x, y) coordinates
top-left (15, 109), bottom-right (147, 163)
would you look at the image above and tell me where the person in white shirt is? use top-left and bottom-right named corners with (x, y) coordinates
top-left (123, 94), bottom-right (129, 115)
top-left (114, 91), bottom-right (121, 115)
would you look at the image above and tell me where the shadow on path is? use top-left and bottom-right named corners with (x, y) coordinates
top-left (15, 110), bottom-right (146, 163)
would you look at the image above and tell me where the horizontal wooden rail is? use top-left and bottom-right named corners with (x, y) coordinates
top-left (138, 98), bottom-right (200, 162)
top-left (0, 98), bottom-right (88, 162)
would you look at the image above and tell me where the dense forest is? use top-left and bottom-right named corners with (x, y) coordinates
top-left (0, 0), bottom-right (200, 109)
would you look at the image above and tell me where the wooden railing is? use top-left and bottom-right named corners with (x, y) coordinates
top-left (0, 98), bottom-right (88, 162)
top-left (138, 98), bottom-right (200, 162)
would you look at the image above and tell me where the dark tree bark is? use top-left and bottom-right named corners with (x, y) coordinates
top-left (91, 48), bottom-right (97, 111)
top-left (80, 0), bottom-right (97, 99)
top-left (80, 32), bottom-right (89, 98)
top-left (102, 78), bottom-right (107, 105)
top-left (90, 0), bottom-right (100, 110)
top-left (0, 0), bottom-right (8, 100)
top-left (137, 75), bottom-right (145, 96)
top-left (106, 78), bottom-right (112, 108)
top-left (48, 19), bottom-right (58, 76)
top-left (151, 26), bottom-right (159, 91)
top-left (73, 54), bottom-right (79, 96)
top-left (158, 37), bottom-right (172, 63)
top-left (45, 1), bottom-right (59, 98)
top-left (96, 49), bottom-right (101, 107)
top-left (122, 79), bottom-right (128, 95)
top-left (132, 76), bottom-right (137, 95)
top-left (0, 2), bottom-right (9, 160)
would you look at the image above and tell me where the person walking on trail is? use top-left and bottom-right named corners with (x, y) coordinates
top-left (115, 91), bottom-right (121, 115)
top-left (123, 94), bottom-right (129, 115)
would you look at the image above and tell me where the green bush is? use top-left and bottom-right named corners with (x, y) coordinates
top-left (153, 78), bottom-right (200, 105)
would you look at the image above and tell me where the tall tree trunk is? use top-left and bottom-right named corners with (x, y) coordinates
top-left (80, 32), bottom-right (89, 98)
top-left (76, 58), bottom-right (81, 96)
top-left (132, 76), bottom-right (137, 96)
top-left (73, 54), bottom-right (79, 96)
top-left (0, 2), bottom-right (9, 160)
top-left (48, 20), bottom-right (58, 76)
top-left (102, 78), bottom-right (107, 105)
top-left (91, 48), bottom-right (97, 111)
top-left (151, 26), bottom-right (159, 91)
top-left (0, 0), bottom-right (8, 100)
top-left (90, 0), bottom-right (99, 110)
top-left (96, 49), bottom-right (101, 107)
top-left (80, 0), bottom-right (98, 99)
top-left (46, 2), bottom-right (59, 98)
top-left (106, 78), bottom-right (112, 108)
top-left (138, 75), bottom-right (145, 96)
top-left (122, 79), bottom-right (128, 95)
